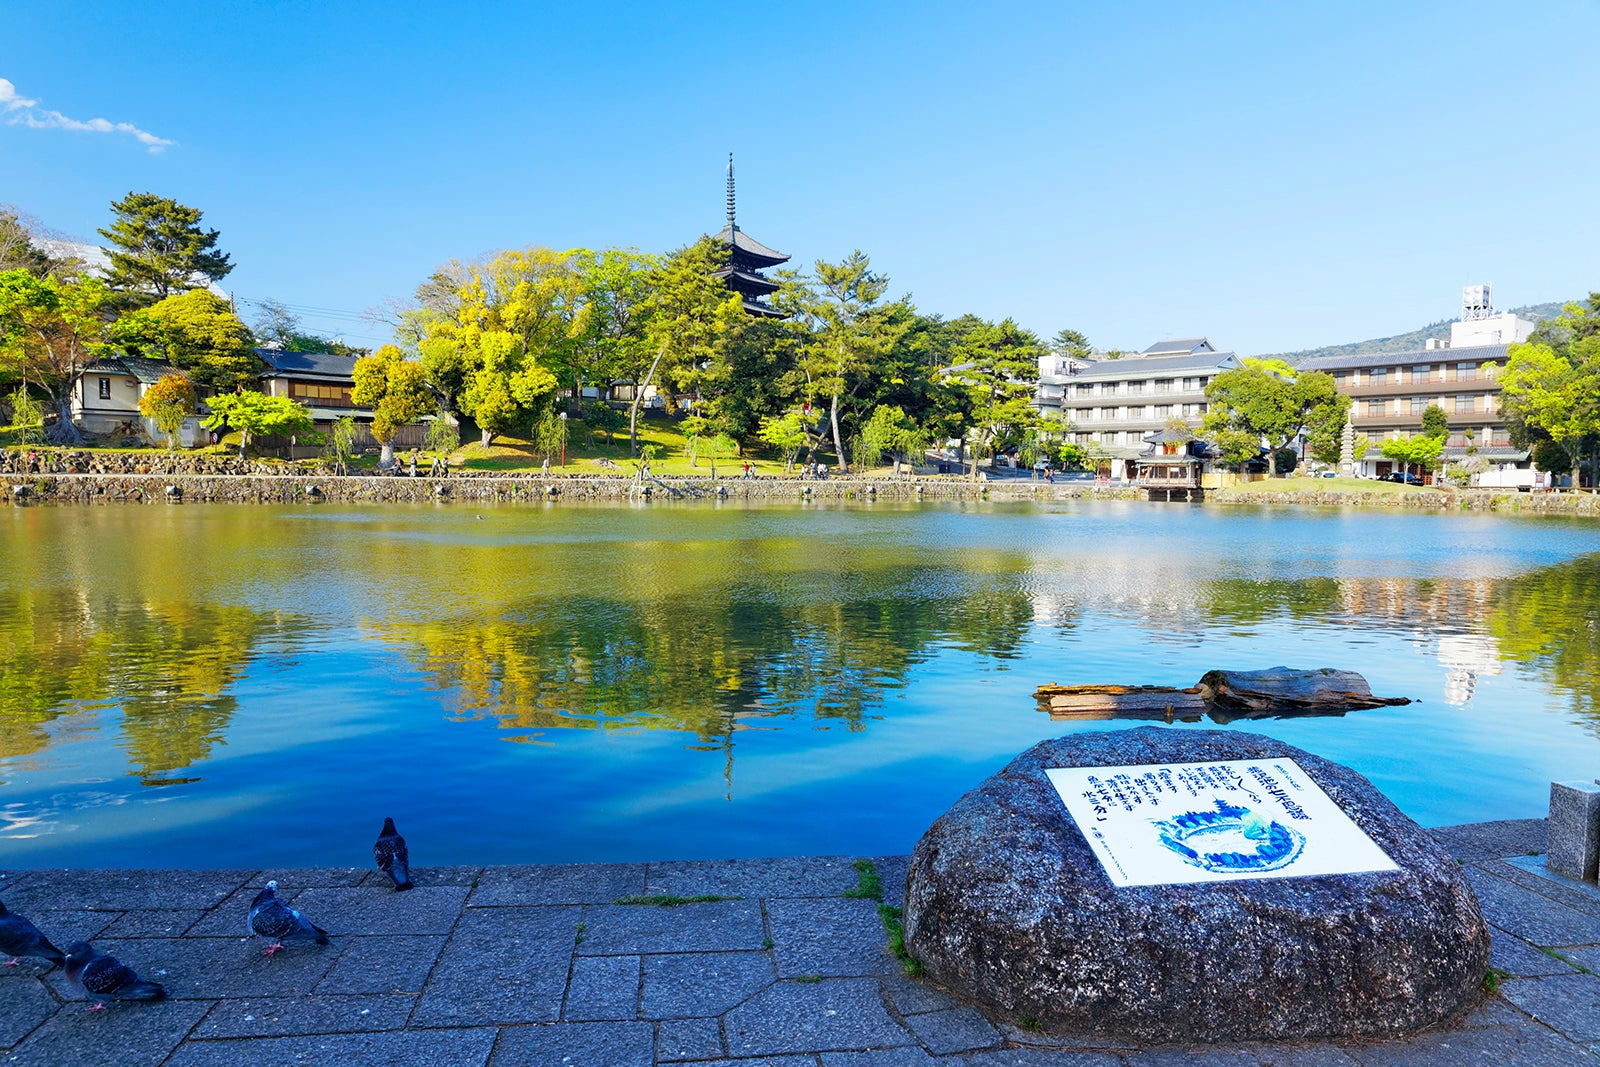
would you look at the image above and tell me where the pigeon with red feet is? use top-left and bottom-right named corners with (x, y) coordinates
top-left (63, 942), bottom-right (164, 1009)
top-left (0, 898), bottom-right (64, 966)
top-left (247, 880), bottom-right (330, 955)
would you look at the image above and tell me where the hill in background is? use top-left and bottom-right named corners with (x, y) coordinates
top-left (1264, 301), bottom-right (1570, 364)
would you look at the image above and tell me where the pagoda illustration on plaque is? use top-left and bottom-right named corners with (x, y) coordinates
top-left (711, 155), bottom-right (789, 318)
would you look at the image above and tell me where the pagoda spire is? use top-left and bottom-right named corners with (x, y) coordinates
top-left (708, 155), bottom-right (788, 318)
top-left (726, 153), bottom-right (736, 230)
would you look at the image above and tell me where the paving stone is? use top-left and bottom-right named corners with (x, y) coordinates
top-left (1250, 1045), bottom-right (1362, 1066)
top-left (867, 855), bottom-right (911, 909)
top-left (43, 935), bottom-right (340, 1000)
top-left (1432, 819), bottom-right (1548, 861)
top-left (823, 1049), bottom-right (941, 1066)
top-left (165, 1027), bottom-right (498, 1066)
top-left (95, 907), bottom-right (209, 938)
top-left (316, 935), bottom-right (445, 994)
top-left (0, 869), bottom-right (253, 911)
top-left (641, 950), bottom-right (775, 1018)
top-left (657, 1016), bottom-right (724, 1061)
top-left (581, 898), bottom-right (766, 954)
top-left (1490, 858), bottom-right (1600, 920)
top-left (1123, 1047), bottom-right (1260, 1065)
top-left (961, 1051), bottom-right (1126, 1066)
top-left (358, 864), bottom-right (485, 890)
top-left (1456, 995), bottom-right (1534, 1027)
top-left (725, 976), bottom-right (915, 1056)
top-left (647, 855), bottom-right (860, 898)
top-left (289, 885), bottom-right (469, 936)
top-left (470, 862), bottom-right (646, 906)
top-left (8, 906), bottom-right (118, 947)
top-left (674, 1058), bottom-right (818, 1067)
top-left (994, 1022), bottom-right (1137, 1049)
top-left (252, 866), bottom-right (371, 888)
top-left (1490, 926), bottom-right (1584, 976)
top-left (191, 993), bottom-right (416, 1037)
top-left (901, 1005), bottom-right (1002, 1054)
top-left (1498, 973), bottom-right (1600, 1042)
top-left (5, 996), bottom-right (212, 1067)
top-left (770, 897), bottom-right (897, 978)
top-left (1464, 867), bottom-right (1600, 946)
top-left (0, 975), bottom-right (58, 1049)
top-left (880, 972), bottom-right (958, 1016)
top-left (1565, 945), bottom-right (1600, 971)
top-left (565, 953), bottom-right (640, 1020)
top-left (488, 1020), bottom-right (655, 1066)
top-left (1345, 1020), bottom-right (1600, 1066)
top-left (410, 904), bottom-right (576, 1027)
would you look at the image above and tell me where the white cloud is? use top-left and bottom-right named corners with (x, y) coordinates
top-left (1, 76), bottom-right (174, 152)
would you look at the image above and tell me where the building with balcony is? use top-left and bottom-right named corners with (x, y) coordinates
top-left (1038, 338), bottom-right (1241, 481)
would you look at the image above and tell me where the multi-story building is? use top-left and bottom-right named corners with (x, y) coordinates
top-left (1037, 338), bottom-right (1241, 480)
top-left (1297, 287), bottom-right (1537, 476)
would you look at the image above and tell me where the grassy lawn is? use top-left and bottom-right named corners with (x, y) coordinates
top-left (453, 418), bottom-right (819, 477)
top-left (1213, 475), bottom-right (1439, 497)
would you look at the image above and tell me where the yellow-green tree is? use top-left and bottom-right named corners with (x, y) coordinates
top-left (0, 269), bottom-right (112, 445)
top-left (353, 344), bottom-right (433, 468)
top-left (422, 248), bottom-right (581, 447)
top-left (113, 289), bottom-right (259, 391)
top-left (137, 372), bottom-right (198, 448)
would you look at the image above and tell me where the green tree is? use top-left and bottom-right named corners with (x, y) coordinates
top-left (0, 270), bottom-right (112, 443)
top-left (8, 386), bottom-right (43, 445)
top-left (114, 289), bottom-right (260, 392)
top-left (1201, 359), bottom-right (1345, 478)
top-left (859, 404), bottom-right (924, 474)
top-left (571, 248), bottom-right (658, 403)
top-left (630, 239), bottom-right (744, 457)
top-left (1500, 296), bottom-right (1600, 489)
top-left (680, 414), bottom-right (709, 467)
top-left (758, 410), bottom-right (807, 472)
top-left (202, 392), bottom-right (314, 456)
top-left (1051, 328), bottom-right (1093, 361)
top-left (579, 399), bottom-right (625, 446)
top-left (939, 318), bottom-right (1042, 479)
top-left (137, 373), bottom-right (198, 448)
top-left (1531, 439), bottom-right (1572, 477)
top-left (352, 344), bottom-right (434, 468)
top-left (98, 191), bottom-right (233, 303)
top-left (1420, 403), bottom-right (1450, 440)
top-left (1380, 434), bottom-right (1444, 481)
top-left (0, 204), bottom-right (55, 277)
top-left (425, 407), bottom-right (461, 455)
top-left (324, 414), bottom-right (358, 475)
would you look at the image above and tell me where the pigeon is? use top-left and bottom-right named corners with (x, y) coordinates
top-left (0, 898), bottom-right (65, 966)
top-left (62, 942), bottom-right (165, 1009)
top-left (247, 880), bottom-right (330, 955)
top-left (373, 817), bottom-right (413, 891)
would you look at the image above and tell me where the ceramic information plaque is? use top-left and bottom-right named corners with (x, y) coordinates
top-left (1045, 758), bottom-right (1399, 887)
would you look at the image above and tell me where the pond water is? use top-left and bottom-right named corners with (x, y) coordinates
top-left (2, 500), bottom-right (1599, 870)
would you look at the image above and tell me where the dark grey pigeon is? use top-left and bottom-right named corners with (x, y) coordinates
top-left (63, 941), bottom-right (165, 1008)
top-left (373, 816), bottom-right (413, 891)
top-left (247, 880), bottom-right (329, 955)
top-left (0, 898), bottom-right (65, 965)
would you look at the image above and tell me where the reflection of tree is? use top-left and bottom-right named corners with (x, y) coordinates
top-left (376, 563), bottom-right (1036, 746)
top-left (1485, 555), bottom-right (1600, 722)
top-left (0, 589), bottom-right (274, 784)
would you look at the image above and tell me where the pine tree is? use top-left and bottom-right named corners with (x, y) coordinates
top-left (98, 192), bottom-right (233, 302)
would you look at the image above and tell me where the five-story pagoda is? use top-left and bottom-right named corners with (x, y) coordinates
top-left (711, 155), bottom-right (789, 317)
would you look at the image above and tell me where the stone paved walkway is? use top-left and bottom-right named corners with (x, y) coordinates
top-left (2, 819), bottom-right (1597, 1065)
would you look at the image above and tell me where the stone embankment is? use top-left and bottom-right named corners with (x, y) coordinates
top-left (0, 450), bottom-right (1140, 505)
top-left (1211, 487), bottom-right (1600, 514)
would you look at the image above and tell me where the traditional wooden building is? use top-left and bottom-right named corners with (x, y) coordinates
top-left (1135, 426), bottom-right (1218, 500)
top-left (72, 354), bottom-right (202, 446)
top-left (710, 156), bottom-right (789, 318)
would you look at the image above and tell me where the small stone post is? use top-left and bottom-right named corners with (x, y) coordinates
top-left (1547, 781), bottom-right (1600, 882)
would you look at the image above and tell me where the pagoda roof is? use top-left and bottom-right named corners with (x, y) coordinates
top-left (712, 224), bottom-right (789, 268)
top-left (713, 266), bottom-right (780, 296)
top-left (740, 297), bottom-right (786, 318)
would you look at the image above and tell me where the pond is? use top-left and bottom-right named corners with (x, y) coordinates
top-left (3, 499), bottom-right (1599, 870)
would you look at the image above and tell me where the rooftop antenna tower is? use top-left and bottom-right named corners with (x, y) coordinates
top-left (1462, 284), bottom-right (1494, 322)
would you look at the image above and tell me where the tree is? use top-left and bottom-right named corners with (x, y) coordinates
top-left (0, 269), bottom-right (112, 443)
top-left (114, 289), bottom-right (260, 392)
top-left (324, 414), bottom-right (358, 475)
top-left (859, 404), bottom-right (924, 474)
top-left (352, 344), bottom-right (433, 467)
top-left (421, 248), bottom-right (580, 447)
top-left (9, 386), bottom-right (43, 445)
top-left (1420, 403), bottom-right (1450, 441)
top-left (579, 399), bottom-right (625, 446)
top-left (137, 373), bottom-right (198, 448)
top-left (202, 392), bottom-right (314, 456)
top-left (1380, 435), bottom-right (1444, 481)
top-left (758, 410), bottom-right (807, 472)
top-left (570, 248), bottom-right (658, 403)
top-left (940, 318), bottom-right (1043, 479)
top-left (680, 414), bottom-right (709, 467)
top-left (1500, 296), bottom-right (1600, 489)
top-left (1531, 439), bottom-right (1571, 477)
top-left (425, 407), bottom-right (461, 455)
top-left (1201, 359), bottom-right (1345, 478)
top-left (98, 192), bottom-right (232, 303)
top-left (630, 239), bottom-right (744, 456)
top-left (0, 205), bottom-right (54, 276)
top-left (1051, 328), bottom-right (1093, 361)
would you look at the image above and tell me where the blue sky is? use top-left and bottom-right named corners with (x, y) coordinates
top-left (5, 1), bottom-right (1597, 355)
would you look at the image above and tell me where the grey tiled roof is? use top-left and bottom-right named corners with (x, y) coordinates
top-left (1066, 351), bottom-right (1240, 381)
top-left (1143, 337), bottom-right (1213, 355)
top-left (120, 355), bottom-right (182, 385)
top-left (710, 225), bottom-right (789, 267)
top-left (1297, 344), bottom-right (1511, 372)
top-left (255, 348), bottom-right (358, 381)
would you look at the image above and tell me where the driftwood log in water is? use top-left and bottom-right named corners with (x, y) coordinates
top-left (1035, 667), bottom-right (1410, 723)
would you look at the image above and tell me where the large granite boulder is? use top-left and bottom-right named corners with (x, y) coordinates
top-left (904, 727), bottom-right (1489, 1043)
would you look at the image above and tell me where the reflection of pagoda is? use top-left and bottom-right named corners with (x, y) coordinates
top-left (711, 155), bottom-right (789, 318)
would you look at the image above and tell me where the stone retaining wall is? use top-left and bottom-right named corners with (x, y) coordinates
top-left (1211, 488), bottom-right (1600, 514)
